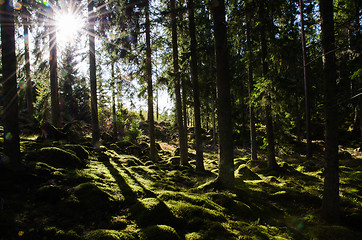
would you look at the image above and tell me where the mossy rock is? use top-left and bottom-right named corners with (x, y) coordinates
top-left (63, 144), bottom-right (89, 160)
top-left (35, 147), bottom-right (84, 169)
top-left (247, 160), bottom-right (268, 170)
top-left (34, 162), bottom-right (63, 177)
top-left (41, 227), bottom-right (82, 240)
top-left (132, 198), bottom-right (176, 227)
top-left (139, 141), bottom-right (150, 150)
top-left (185, 232), bottom-right (203, 240)
top-left (205, 192), bottom-right (253, 218)
top-left (235, 165), bottom-right (261, 180)
top-left (141, 225), bottom-right (181, 240)
top-left (85, 229), bottom-right (138, 240)
top-left (168, 156), bottom-right (180, 165)
top-left (36, 184), bottom-right (67, 203)
top-left (166, 200), bottom-right (225, 222)
top-left (307, 225), bottom-right (361, 240)
top-left (72, 182), bottom-right (114, 212)
top-left (234, 157), bottom-right (249, 169)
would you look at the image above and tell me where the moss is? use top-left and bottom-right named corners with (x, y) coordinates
top-left (307, 225), bottom-right (361, 240)
top-left (141, 225), bottom-right (181, 240)
top-left (235, 165), bottom-right (261, 180)
top-left (131, 198), bottom-right (176, 227)
top-left (207, 193), bottom-right (255, 219)
top-left (63, 144), bottom-right (89, 160)
top-left (84, 229), bottom-right (138, 240)
top-left (72, 182), bottom-right (115, 214)
top-left (109, 216), bottom-right (129, 230)
top-left (185, 232), bottom-right (203, 240)
top-left (36, 184), bottom-right (67, 203)
top-left (166, 200), bottom-right (225, 222)
top-left (42, 227), bottom-right (82, 240)
top-left (167, 156), bottom-right (180, 165)
top-left (35, 147), bottom-right (84, 169)
top-left (35, 161), bottom-right (64, 176)
top-left (158, 191), bottom-right (223, 212)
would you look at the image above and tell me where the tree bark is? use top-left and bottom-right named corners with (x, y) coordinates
top-left (23, 12), bottom-right (34, 115)
top-left (299, 0), bottom-right (312, 158)
top-left (111, 61), bottom-right (117, 138)
top-left (0, 0), bottom-right (21, 167)
top-left (88, 0), bottom-right (100, 145)
top-left (146, 0), bottom-right (157, 161)
top-left (246, 11), bottom-right (257, 161)
top-left (319, 0), bottom-right (340, 224)
top-left (188, 0), bottom-right (204, 171)
top-left (49, 8), bottom-right (60, 127)
top-left (171, 0), bottom-right (189, 166)
top-left (211, 0), bottom-right (234, 187)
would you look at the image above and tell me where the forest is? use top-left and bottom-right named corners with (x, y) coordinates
top-left (0, 0), bottom-right (361, 239)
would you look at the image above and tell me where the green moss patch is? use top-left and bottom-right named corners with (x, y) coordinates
top-left (141, 225), bottom-right (181, 240)
top-left (131, 198), bottom-right (176, 227)
top-left (63, 144), bottom-right (89, 160)
top-left (235, 165), bottom-right (261, 180)
top-left (29, 147), bottom-right (85, 169)
top-left (85, 228), bottom-right (139, 240)
top-left (72, 182), bottom-right (116, 213)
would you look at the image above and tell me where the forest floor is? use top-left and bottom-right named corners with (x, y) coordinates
top-left (1, 130), bottom-right (362, 239)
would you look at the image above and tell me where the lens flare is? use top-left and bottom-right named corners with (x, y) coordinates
top-left (125, 35), bottom-right (134, 42)
top-left (5, 132), bottom-right (13, 141)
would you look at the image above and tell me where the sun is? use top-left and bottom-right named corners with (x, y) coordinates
top-left (55, 11), bottom-right (85, 45)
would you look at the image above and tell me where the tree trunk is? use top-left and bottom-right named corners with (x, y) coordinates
top-left (188, 0), bottom-right (204, 171)
top-left (111, 61), bottom-right (117, 138)
top-left (299, 0), bottom-right (312, 158)
top-left (211, 0), bottom-right (234, 188)
top-left (49, 8), bottom-right (60, 128)
top-left (246, 11), bottom-right (257, 161)
top-left (88, 0), bottom-right (100, 145)
top-left (23, 13), bottom-right (34, 115)
top-left (182, 78), bottom-right (188, 130)
top-left (146, 0), bottom-right (157, 161)
top-left (0, 0), bottom-right (21, 167)
top-left (212, 97), bottom-right (216, 148)
top-left (171, 0), bottom-right (189, 166)
top-left (259, 2), bottom-right (277, 170)
top-left (319, 0), bottom-right (339, 224)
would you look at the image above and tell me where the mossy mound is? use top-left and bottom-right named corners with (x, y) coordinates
top-left (84, 229), bottom-right (138, 240)
top-left (39, 227), bottom-right (82, 240)
top-left (205, 192), bottom-right (254, 218)
top-left (141, 225), bottom-right (181, 240)
top-left (307, 225), bottom-right (361, 240)
top-left (166, 200), bottom-right (225, 223)
top-left (131, 198), bottom-right (176, 227)
top-left (158, 191), bottom-right (222, 212)
top-left (63, 144), bottom-right (89, 160)
top-left (235, 165), bottom-right (261, 180)
top-left (72, 182), bottom-right (115, 213)
top-left (29, 147), bottom-right (84, 169)
top-left (36, 184), bottom-right (67, 203)
top-left (167, 156), bottom-right (180, 165)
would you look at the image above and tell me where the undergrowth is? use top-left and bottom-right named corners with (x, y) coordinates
top-left (0, 138), bottom-right (361, 240)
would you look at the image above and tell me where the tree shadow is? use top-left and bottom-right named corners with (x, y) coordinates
top-left (99, 153), bottom-right (181, 233)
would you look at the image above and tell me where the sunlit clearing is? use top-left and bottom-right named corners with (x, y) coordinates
top-left (56, 12), bottom-right (84, 45)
